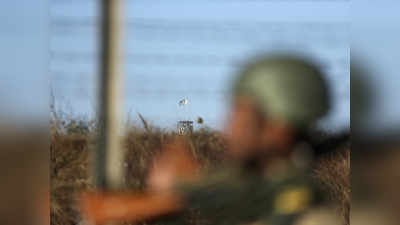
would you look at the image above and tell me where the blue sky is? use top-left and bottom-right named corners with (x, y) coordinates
top-left (4, 0), bottom-right (400, 135)
top-left (0, 0), bottom-right (48, 122)
top-left (2, 0), bottom-right (353, 131)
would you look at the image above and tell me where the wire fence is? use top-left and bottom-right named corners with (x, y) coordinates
top-left (49, 0), bottom-right (349, 129)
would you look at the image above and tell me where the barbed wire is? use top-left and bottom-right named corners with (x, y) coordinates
top-left (48, 0), bottom-right (349, 86)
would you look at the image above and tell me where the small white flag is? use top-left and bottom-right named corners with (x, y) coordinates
top-left (179, 98), bottom-right (188, 106)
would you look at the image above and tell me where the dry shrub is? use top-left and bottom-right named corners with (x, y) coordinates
top-left (50, 118), bottom-right (349, 225)
top-left (50, 132), bottom-right (91, 225)
top-left (314, 147), bottom-right (350, 225)
top-left (124, 127), bottom-right (227, 190)
top-left (50, 122), bottom-right (227, 225)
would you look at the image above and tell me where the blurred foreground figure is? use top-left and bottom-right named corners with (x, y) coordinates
top-left (350, 59), bottom-right (398, 225)
top-left (81, 55), bottom-right (334, 225)
top-left (0, 129), bottom-right (49, 225)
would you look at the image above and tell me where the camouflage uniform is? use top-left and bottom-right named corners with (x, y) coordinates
top-left (174, 161), bottom-right (324, 225)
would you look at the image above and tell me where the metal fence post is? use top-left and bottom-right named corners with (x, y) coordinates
top-left (93, 0), bottom-right (124, 190)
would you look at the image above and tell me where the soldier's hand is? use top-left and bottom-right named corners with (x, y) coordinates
top-left (147, 138), bottom-right (200, 191)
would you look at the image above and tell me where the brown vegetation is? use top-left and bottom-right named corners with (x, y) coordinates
top-left (50, 118), bottom-right (349, 225)
top-left (314, 147), bottom-right (350, 225)
top-left (50, 119), bottom-right (227, 225)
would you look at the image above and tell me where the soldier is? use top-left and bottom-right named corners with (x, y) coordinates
top-left (81, 54), bottom-right (333, 225)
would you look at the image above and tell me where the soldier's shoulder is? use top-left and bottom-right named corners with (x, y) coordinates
top-left (263, 165), bottom-right (327, 219)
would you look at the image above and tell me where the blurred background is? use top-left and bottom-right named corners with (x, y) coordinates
top-left (0, 0), bottom-right (48, 127)
top-left (48, 0), bottom-right (349, 131)
top-left (5, 0), bottom-right (400, 224)
top-left (352, 1), bottom-right (400, 224)
top-left (1, 1), bottom-right (351, 224)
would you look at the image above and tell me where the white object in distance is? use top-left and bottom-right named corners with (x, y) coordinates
top-left (179, 97), bottom-right (188, 106)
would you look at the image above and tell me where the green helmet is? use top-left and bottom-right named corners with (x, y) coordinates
top-left (233, 54), bottom-right (331, 128)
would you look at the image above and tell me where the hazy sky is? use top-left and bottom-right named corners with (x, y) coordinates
top-left (4, 0), bottom-right (400, 135)
top-left (2, 0), bottom-right (353, 131)
top-left (0, 0), bottom-right (48, 121)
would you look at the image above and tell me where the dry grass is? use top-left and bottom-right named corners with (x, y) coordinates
top-left (51, 132), bottom-right (92, 225)
top-left (50, 118), bottom-right (350, 225)
top-left (314, 147), bottom-right (350, 225)
top-left (50, 119), bottom-right (227, 225)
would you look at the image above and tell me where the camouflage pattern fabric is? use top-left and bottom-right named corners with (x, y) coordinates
top-left (171, 162), bottom-right (322, 225)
